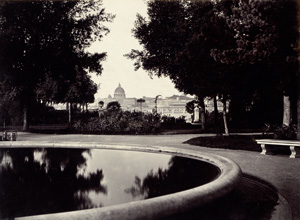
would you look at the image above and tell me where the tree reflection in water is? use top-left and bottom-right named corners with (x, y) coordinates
top-left (0, 148), bottom-right (107, 219)
top-left (125, 156), bottom-right (220, 199)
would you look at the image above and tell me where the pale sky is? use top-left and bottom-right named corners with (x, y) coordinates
top-left (88, 0), bottom-right (186, 99)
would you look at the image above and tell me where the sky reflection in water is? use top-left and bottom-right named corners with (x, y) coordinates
top-left (0, 148), bottom-right (219, 218)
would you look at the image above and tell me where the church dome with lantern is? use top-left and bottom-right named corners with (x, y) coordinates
top-left (114, 83), bottom-right (126, 99)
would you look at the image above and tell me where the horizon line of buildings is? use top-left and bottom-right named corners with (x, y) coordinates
top-left (96, 83), bottom-right (194, 121)
top-left (53, 83), bottom-right (224, 122)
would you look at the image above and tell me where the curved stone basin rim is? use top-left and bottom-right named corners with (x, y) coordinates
top-left (0, 141), bottom-right (242, 220)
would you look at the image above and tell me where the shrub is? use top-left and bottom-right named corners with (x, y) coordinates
top-left (274, 124), bottom-right (297, 140)
top-left (73, 110), bottom-right (161, 134)
top-left (160, 115), bottom-right (188, 129)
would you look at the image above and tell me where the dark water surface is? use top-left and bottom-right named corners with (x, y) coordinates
top-left (0, 148), bottom-right (219, 218)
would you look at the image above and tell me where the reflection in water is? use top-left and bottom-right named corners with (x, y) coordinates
top-left (125, 156), bottom-right (220, 199)
top-left (0, 148), bottom-right (107, 219)
top-left (0, 148), bottom-right (220, 219)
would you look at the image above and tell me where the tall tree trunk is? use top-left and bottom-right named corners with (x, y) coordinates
top-left (197, 96), bottom-right (206, 131)
top-left (297, 77), bottom-right (300, 139)
top-left (200, 108), bottom-right (205, 131)
top-left (297, 99), bottom-right (300, 140)
top-left (283, 95), bottom-right (291, 126)
top-left (23, 105), bottom-right (29, 131)
top-left (68, 102), bottom-right (72, 127)
top-left (213, 96), bottom-right (221, 135)
top-left (222, 97), bottom-right (229, 136)
top-left (297, 4), bottom-right (300, 140)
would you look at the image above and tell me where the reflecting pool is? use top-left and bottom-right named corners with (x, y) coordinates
top-left (0, 148), bottom-right (220, 219)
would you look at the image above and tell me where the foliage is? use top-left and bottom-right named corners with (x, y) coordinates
top-left (127, 0), bottom-right (299, 130)
top-left (106, 101), bottom-right (121, 112)
top-left (73, 110), bottom-right (161, 134)
top-left (64, 69), bottom-right (98, 105)
top-left (72, 109), bottom-right (193, 134)
top-left (30, 106), bottom-right (68, 125)
top-left (185, 100), bottom-right (196, 115)
top-left (126, 0), bottom-right (225, 98)
top-left (0, 81), bottom-right (22, 126)
top-left (160, 115), bottom-right (188, 129)
top-left (274, 124), bottom-right (297, 140)
top-left (211, 0), bottom-right (278, 65)
top-left (0, 0), bottom-right (114, 129)
top-left (212, 0), bottom-right (298, 96)
top-left (0, 100), bottom-right (22, 126)
top-left (205, 111), bottom-right (222, 130)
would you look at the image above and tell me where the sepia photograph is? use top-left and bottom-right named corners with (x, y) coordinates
top-left (0, 0), bottom-right (299, 219)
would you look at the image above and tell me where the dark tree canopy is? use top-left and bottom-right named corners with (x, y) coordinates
top-left (106, 101), bottom-right (121, 112)
top-left (128, 0), bottom-right (297, 95)
top-left (127, 0), bottom-right (299, 127)
top-left (0, 0), bottom-right (114, 129)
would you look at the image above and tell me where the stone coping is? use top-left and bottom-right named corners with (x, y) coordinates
top-left (1, 141), bottom-right (242, 220)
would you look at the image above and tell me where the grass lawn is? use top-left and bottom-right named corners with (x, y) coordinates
top-left (183, 134), bottom-right (291, 155)
top-left (183, 135), bottom-right (264, 152)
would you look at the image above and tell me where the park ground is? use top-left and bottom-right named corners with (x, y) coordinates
top-left (8, 132), bottom-right (300, 220)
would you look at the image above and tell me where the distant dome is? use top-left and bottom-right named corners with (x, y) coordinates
top-left (114, 83), bottom-right (126, 99)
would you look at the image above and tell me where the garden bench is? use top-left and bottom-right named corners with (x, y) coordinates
top-left (256, 139), bottom-right (300, 158)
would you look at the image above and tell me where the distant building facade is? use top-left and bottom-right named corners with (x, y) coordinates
top-left (96, 83), bottom-right (194, 121)
top-left (52, 83), bottom-right (224, 123)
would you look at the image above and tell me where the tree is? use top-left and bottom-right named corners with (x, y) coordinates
top-left (212, 0), bottom-right (298, 129)
top-left (127, 0), bottom-right (298, 133)
top-left (126, 0), bottom-right (235, 132)
top-left (106, 101), bottom-right (121, 112)
top-left (185, 100), bottom-right (195, 115)
top-left (0, 0), bottom-right (114, 130)
top-left (297, 1), bottom-right (300, 140)
top-left (0, 80), bottom-right (20, 127)
top-left (64, 69), bottom-right (97, 125)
